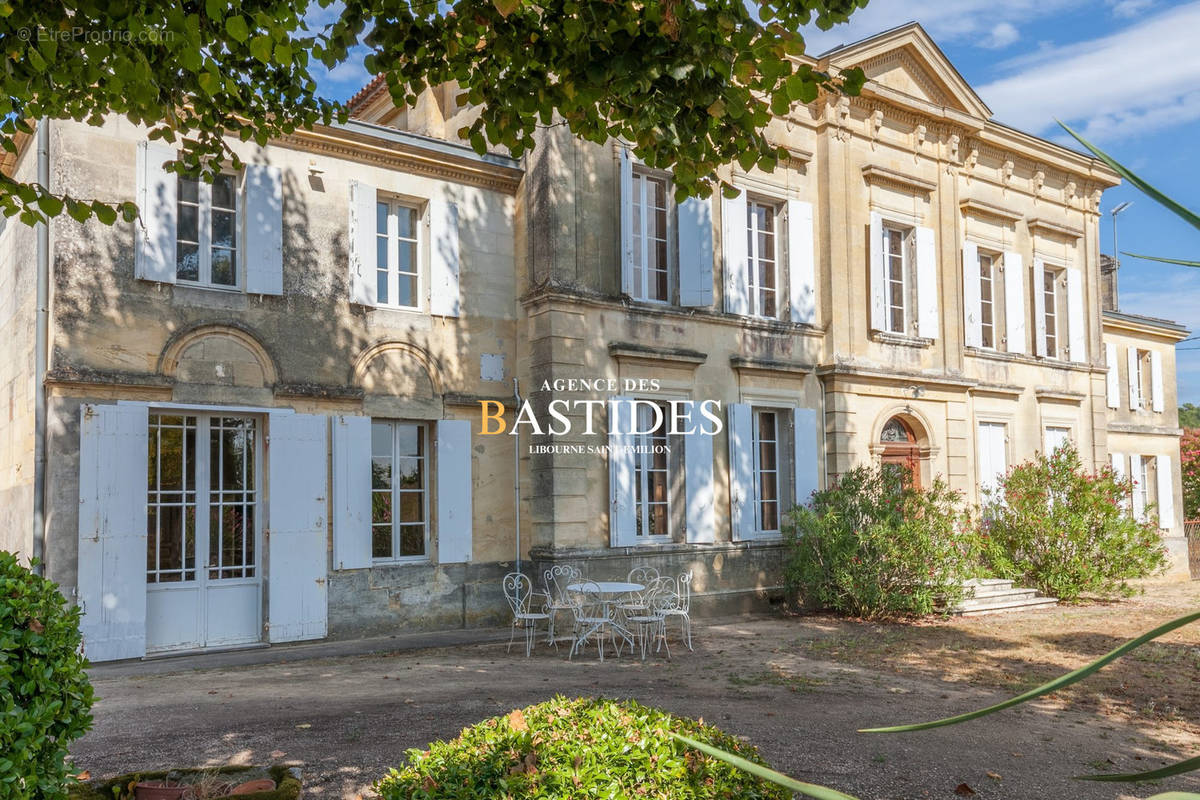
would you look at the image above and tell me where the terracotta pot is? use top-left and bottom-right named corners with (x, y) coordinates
top-left (230, 779), bottom-right (276, 795)
top-left (134, 782), bottom-right (188, 800)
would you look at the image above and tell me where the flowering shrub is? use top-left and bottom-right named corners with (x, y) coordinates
top-left (981, 445), bottom-right (1167, 602)
top-left (1182, 427), bottom-right (1200, 521)
top-left (783, 465), bottom-right (979, 619)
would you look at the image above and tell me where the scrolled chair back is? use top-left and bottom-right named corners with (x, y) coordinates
top-left (676, 570), bottom-right (693, 612)
top-left (627, 565), bottom-right (660, 586)
top-left (503, 572), bottom-right (534, 617)
top-left (545, 563), bottom-right (581, 605)
top-left (568, 580), bottom-right (607, 620)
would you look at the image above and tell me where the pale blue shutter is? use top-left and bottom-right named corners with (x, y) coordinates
top-left (243, 163), bottom-right (284, 295)
top-left (1151, 351), bottom-right (1164, 412)
top-left (134, 140), bottom-right (178, 284)
top-left (915, 226), bottom-right (938, 339)
top-left (726, 403), bottom-right (753, 541)
top-left (792, 407), bottom-right (819, 508)
top-left (868, 211), bottom-right (885, 331)
top-left (437, 419), bottom-right (473, 563)
top-left (963, 242), bottom-right (982, 348)
top-left (267, 412), bottom-right (329, 643)
top-left (1003, 251), bottom-right (1026, 353)
top-left (722, 192), bottom-right (749, 315)
top-left (1105, 343), bottom-right (1120, 409)
top-left (332, 414), bottom-right (372, 570)
top-left (684, 402), bottom-right (715, 543)
top-left (1066, 267), bottom-right (1085, 362)
top-left (618, 148), bottom-right (635, 296)
top-left (348, 180), bottom-right (377, 305)
top-left (678, 196), bottom-right (714, 307)
top-left (1033, 258), bottom-right (1048, 357)
top-left (77, 402), bottom-right (149, 662)
top-left (787, 199), bottom-right (815, 324)
top-left (608, 397), bottom-right (637, 546)
top-left (1156, 455), bottom-right (1175, 529)
top-left (429, 197), bottom-right (461, 317)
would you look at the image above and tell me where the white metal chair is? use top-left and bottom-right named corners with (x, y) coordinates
top-left (543, 564), bottom-right (582, 644)
top-left (658, 571), bottom-right (694, 651)
top-left (503, 572), bottom-right (551, 657)
top-left (624, 577), bottom-right (672, 660)
top-left (566, 581), bottom-right (621, 662)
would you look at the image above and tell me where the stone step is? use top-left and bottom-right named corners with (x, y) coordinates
top-left (957, 587), bottom-right (1040, 607)
top-left (964, 581), bottom-right (1019, 599)
top-left (952, 595), bottom-right (1059, 617)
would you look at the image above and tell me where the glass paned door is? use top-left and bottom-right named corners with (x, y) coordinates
top-left (146, 413), bottom-right (263, 653)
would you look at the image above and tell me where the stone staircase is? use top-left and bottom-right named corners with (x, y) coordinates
top-left (945, 578), bottom-right (1058, 616)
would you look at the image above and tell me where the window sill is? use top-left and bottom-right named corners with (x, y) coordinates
top-left (870, 330), bottom-right (932, 348)
top-left (370, 557), bottom-right (431, 567)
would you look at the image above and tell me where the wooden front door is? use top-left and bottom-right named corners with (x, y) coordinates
top-left (880, 417), bottom-right (920, 486)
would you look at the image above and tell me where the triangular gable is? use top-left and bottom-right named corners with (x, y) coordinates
top-left (818, 22), bottom-right (992, 121)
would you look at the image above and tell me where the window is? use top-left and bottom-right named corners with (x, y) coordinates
top-left (177, 173), bottom-right (239, 287)
top-left (882, 225), bottom-right (909, 333)
top-left (1136, 455), bottom-right (1157, 522)
top-left (1044, 426), bottom-right (1071, 455)
top-left (633, 403), bottom-right (671, 540)
top-left (147, 414), bottom-right (258, 584)
top-left (631, 171), bottom-right (670, 303)
top-left (371, 421), bottom-right (428, 561)
top-left (976, 421), bottom-right (1007, 501)
top-left (1042, 267), bottom-right (1060, 359)
top-left (1138, 350), bottom-right (1153, 409)
top-left (751, 409), bottom-right (793, 534)
top-left (746, 199), bottom-right (780, 318)
top-left (979, 252), bottom-right (996, 349)
top-left (376, 200), bottom-right (420, 309)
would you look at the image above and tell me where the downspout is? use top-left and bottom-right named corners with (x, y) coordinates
top-left (32, 118), bottom-right (50, 576)
top-left (513, 377), bottom-right (521, 575)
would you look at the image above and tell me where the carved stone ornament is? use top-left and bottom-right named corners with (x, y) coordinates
top-left (870, 109), bottom-right (884, 149)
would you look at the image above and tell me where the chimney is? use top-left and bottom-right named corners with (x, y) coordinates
top-left (1100, 253), bottom-right (1119, 311)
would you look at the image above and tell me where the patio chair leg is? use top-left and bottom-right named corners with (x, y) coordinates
top-left (507, 623), bottom-right (517, 654)
top-left (683, 616), bottom-right (692, 651)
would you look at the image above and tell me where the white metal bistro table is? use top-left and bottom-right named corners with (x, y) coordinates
top-left (566, 581), bottom-right (643, 658)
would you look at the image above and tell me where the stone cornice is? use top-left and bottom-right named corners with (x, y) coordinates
top-left (960, 198), bottom-right (1023, 224)
top-left (861, 164), bottom-right (937, 194)
top-left (608, 342), bottom-right (708, 368)
top-left (1034, 388), bottom-right (1086, 404)
top-left (1027, 216), bottom-right (1085, 240)
top-left (730, 356), bottom-right (816, 376)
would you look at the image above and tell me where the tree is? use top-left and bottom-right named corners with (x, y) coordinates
top-left (1183, 427), bottom-right (1200, 521)
top-left (0, 0), bottom-right (867, 225)
top-left (1180, 402), bottom-right (1200, 429)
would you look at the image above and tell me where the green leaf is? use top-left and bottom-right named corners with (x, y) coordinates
top-left (250, 36), bottom-right (273, 64)
top-left (225, 15), bottom-right (249, 43)
top-left (92, 202), bottom-right (118, 225)
top-left (1059, 121), bottom-right (1200, 232)
top-left (1077, 754), bottom-right (1200, 783)
top-left (861, 608), bottom-right (1200, 732)
top-left (36, 194), bottom-right (63, 216)
top-left (670, 734), bottom-right (862, 800)
top-left (1123, 252), bottom-right (1200, 268)
top-left (493, 0), bottom-right (522, 16)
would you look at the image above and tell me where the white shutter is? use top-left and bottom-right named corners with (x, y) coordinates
top-left (1131, 455), bottom-right (1146, 521)
top-left (976, 422), bottom-right (1006, 500)
top-left (963, 242), bottom-right (982, 348)
top-left (1111, 452), bottom-right (1128, 512)
top-left (1105, 343), bottom-right (1120, 409)
top-left (727, 403), bottom-right (754, 541)
top-left (134, 140), bottom-right (178, 284)
top-left (683, 402), bottom-right (715, 543)
top-left (331, 415), bottom-right (372, 570)
top-left (1156, 454), bottom-right (1175, 529)
top-left (1044, 427), bottom-right (1070, 455)
top-left (618, 147), bottom-right (635, 296)
top-left (608, 397), bottom-right (637, 547)
top-left (243, 163), bottom-right (284, 295)
top-left (869, 211), bottom-right (885, 331)
top-left (1150, 351), bottom-right (1164, 412)
top-left (77, 402), bottom-right (149, 662)
top-left (787, 199), bottom-right (816, 324)
top-left (1066, 267), bottom-right (1085, 362)
top-left (348, 180), bottom-right (377, 305)
top-left (915, 226), bottom-right (939, 339)
top-left (1004, 251), bottom-right (1026, 354)
top-left (436, 419), bottom-right (473, 563)
top-left (1128, 347), bottom-right (1141, 410)
top-left (429, 197), bottom-right (461, 317)
top-left (722, 191), bottom-right (749, 315)
top-left (267, 412), bottom-right (329, 643)
top-left (678, 195), bottom-right (714, 307)
top-left (1033, 258), bottom-right (1047, 357)
top-left (792, 407), bottom-right (820, 508)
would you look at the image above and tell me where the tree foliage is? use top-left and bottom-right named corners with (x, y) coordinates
top-left (1182, 427), bottom-right (1200, 521)
top-left (1, 0), bottom-right (866, 223)
top-left (1180, 402), bottom-right (1200, 429)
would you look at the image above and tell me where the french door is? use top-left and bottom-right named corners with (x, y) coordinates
top-left (145, 413), bottom-right (263, 653)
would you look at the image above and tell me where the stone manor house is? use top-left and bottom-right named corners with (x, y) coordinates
top-left (0, 23), bottom-right (1188, 661)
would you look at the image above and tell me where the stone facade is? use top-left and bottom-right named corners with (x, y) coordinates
top-left (0, 23), bottom-right (1190, 661)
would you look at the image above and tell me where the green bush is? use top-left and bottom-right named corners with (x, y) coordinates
top-left (375, 696), bottom-right (790, 800)
top-left (980, 445), bottom-right (1167, 602)
top-left (1, 551), bottom-right (94, 799)
top-left (783, 465), bottom-right (979, 619)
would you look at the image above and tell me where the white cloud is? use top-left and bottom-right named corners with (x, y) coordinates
top-left (977, 2), bottom-right (1200, 139)
top-left (800, 0), bottom-right (1079, 55)
top-left (982, 22), bottom-right (1021, 49)
top-left (1108, 0), bottom-right (1155, 18)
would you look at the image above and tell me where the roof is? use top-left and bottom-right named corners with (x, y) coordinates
top-left (347, 74), bottom-right (388, 116)
top-left (1103, 309), bottom-right (1191, 338)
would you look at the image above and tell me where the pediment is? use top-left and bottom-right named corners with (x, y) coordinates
top-left (821, 23), bottom-right (992, 121)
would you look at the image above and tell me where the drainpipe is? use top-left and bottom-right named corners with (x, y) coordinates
top-left (32, 118), bottom-right (50, 576)
top-left (513, 377), bottom-right (521, 575)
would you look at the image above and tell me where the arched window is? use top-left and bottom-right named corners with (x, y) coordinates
top-left (879, 416), bottom-right (921, 486)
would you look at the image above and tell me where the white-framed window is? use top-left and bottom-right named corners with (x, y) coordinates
top-left (177, 173), bottom-right (239, 288)
top-left (746, 198), bottom-right (781, 318)
top-left (1044, 425), bottom-right (1072, 455)
top-left (752, 408), bottom-right (793, 534)
top-left (1042, 266), bottom-right (1061, 359)
top-left (979, 252), bottom-right (997, 349)
top-left (632, 402), bottom-right (673, 540)
top-left (1137, 350), bottom-right (1153, 408)
top-left (882, 224), bottom-right (909, 334)
top-left (370, 420), bottom-right (428, 561)
top-left (376, 199), bottom-right (421, 309)
top-left (1136, 454), bottom-right (1156, 521)
top-left (631, 170), bottom-right (671, 303)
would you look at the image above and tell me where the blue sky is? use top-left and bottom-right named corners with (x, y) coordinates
top-left (311, 0), bottom-right (1200, 404)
